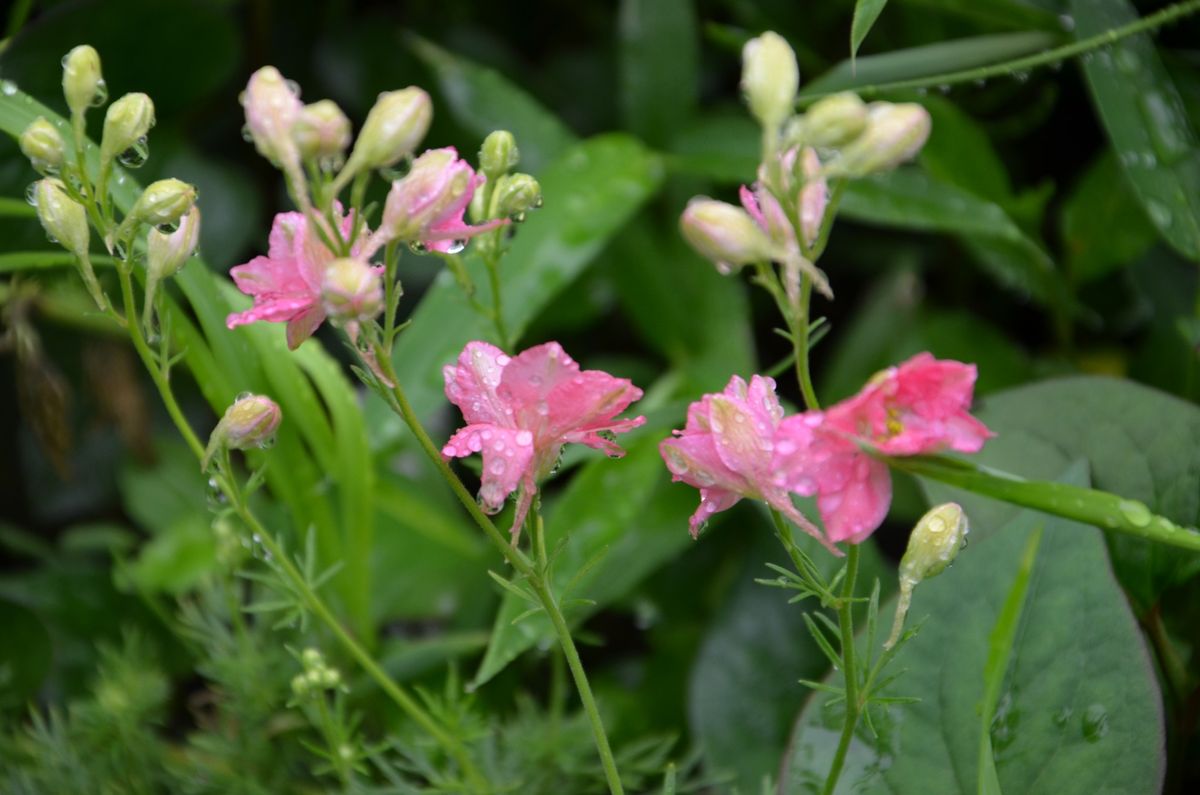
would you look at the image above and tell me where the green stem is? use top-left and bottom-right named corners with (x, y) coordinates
top-left (793, 275), bottom-right (820, 411)
top-left (822, 544), bottom-right (861, 795)
top-left (484, 250), bottom-right (511, 349)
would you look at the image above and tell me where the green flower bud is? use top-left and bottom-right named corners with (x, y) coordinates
top-left (100, 92), bottom-right (155, 168)
top-left (340, 87), bottom-right (432, 180)
top-left (62, 45), bottom-right (106, 117)
top-left (291, 674), bottom-right (309, 697)
top-left (320, 257), bottom-right (382, 325)
top-left (802, 92), bottom-right (868, 148)
top-left (741, 32), bottom-right (798, 130)
top-left (202, 393), bottom-right (281, 470)
top-left (317, 667), bottom-right (341, 689)
top-left (825, 102), bottom-right (931, 178)
top-left (301, 648), bottom-right (323, 669)
top-left (885, 503), bottom-right (969, 649)
top-left (492, 173), bottom-right (541, 218)
top-left (293, 99), bottom-right (351, 165)
top-left (479, 130), bottom-right (519, 178)
top-left (124, 178), bottom-right (197, 234)
top-left (679, 197), bottom-right (776, 275)
top-left (20, 118), bottom-right (66, 174)
top-left (33, 178), bottom-right (106, 309)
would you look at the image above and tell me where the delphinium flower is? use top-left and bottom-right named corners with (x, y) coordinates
top-left (442, 341), bottom-right (645, 541)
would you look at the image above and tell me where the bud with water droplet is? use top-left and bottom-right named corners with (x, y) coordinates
top-left (679, 197), bottom-right (777, 274)
top-left (143, 206), bottom-right (201, 330)
top-left (741, 31), bottom-right (798, 131)
top-left (241, 66), bottom-right (303, 168)
top-left (119, 178), bottom-right (197, 239)
top-left (100, 92), bottom-right (155, 170)
top-left (203, 393), bottom-right (282, 470)
top-left (62, 45), bottom-right (104, 118)
top-left (800, 92), bottom-right (868, 148)
top-left (479, 130), bottom-right (519, 178)
top-left (377, 147), bottom-right (471, 241)
top-left (292, 99), bottom-right (351, 165)
top-left (884, 502), bottom-right (969, 649)
top-left (19, 117), bottom-right (66, 174)
top-left (492, 173), bottom-right (541, 218)
top-left (34, 178), bottom-right (106, 310)
top-left (336, 87), bottom-right (432, 190)
top-left (321, 257), bottom-right (382, 325)
top-left (825, 102), bottom-right (931, 178)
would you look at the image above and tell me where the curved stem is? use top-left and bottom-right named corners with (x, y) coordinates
top-left (822, 544), bottom-right (861, 795)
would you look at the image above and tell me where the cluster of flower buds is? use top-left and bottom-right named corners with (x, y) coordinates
top-left (290, 647), bottom-right (343, 699)
top-left (680, 31), bottom-right (931, 300)
top-left (202, 393), bottom-right (282, 470)
top-left (884, 502), bottom-right (969, 649)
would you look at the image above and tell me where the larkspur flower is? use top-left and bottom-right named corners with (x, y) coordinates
top-left (442, 341), bottom-right (645, 541)
top-left (226, 205), bottom-right (374, 349)
top-left (659, 375), bottom-right (837, 553)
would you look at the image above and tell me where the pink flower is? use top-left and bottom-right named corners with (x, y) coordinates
top-left (659, 375), bottom-right (836, 553)
top-left (442, 341), bottom-right (646, 541)
top-left (225, 206), bottom-right (366, 349)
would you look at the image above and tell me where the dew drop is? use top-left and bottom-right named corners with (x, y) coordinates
top-left (117, 136), bottom-right (150, 169)
top-left (91, 79), bottom-right (108, 106)
top-left (258, 435), bottom-right (276, 450)
top-left (1053, 706), bottom-right (1073, 728)
top-left (409, 241), bottom-right (428, 254)
top-left (1145, 200), bottom-right (1172, 230)
top-left (206, 477), bottom-right (227, 509)
top-left (0, 79), bottom-right (18, 96)
top-left (1117, 499), bottom-right (1152, 527)
top-left (24, 182), bottom-right (39, 207)
top-left (515, 430), bottom-right (533, 446)
top-left (477, 494), bottom-right (501, 515)
top-left (1058, 14), bottom-right (1076, 32)
top-left (445, 239), bottom-right (467, 254)
top-left (236, 391), bottom-right (254, 401)
top-left (1115, 48), bottom-right (1139, 75)
top-left (1081, 704), bottom-right (1109, 742)
top-left (241, 124), bottom-right (255, 143)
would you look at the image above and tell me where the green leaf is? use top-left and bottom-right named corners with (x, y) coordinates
top-left (1061, 151), bottom-right (1159, 283)
top-left (0, 597), bottom-right (52, 708)
top-left (851, 1), bottom-right (891, 62)
top-left (666, 113), bottom-right (758, 183)
top-left (1072, 0), bottom-right (1200, 261)
top-left (781, 464), bottom-right (1165, 794)
top-left (917, 95), bottom-right (1012, 205)
top-left (618, 0), bottom-right (699, 145)
top-left (118, 439), bottom-right (206, 534)
top-left (123, 513), bottom-right (218, 595)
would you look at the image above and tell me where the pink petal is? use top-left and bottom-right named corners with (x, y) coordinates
top-left (226, 295), bottom-right (314, 329)
top-left (817, 454), bottom-right (892, 544)
top-left (708, 395), bottom-right (775, 482)
top-left (442, 341), bottom-right (514, 426)
top-left (229, 254), bottom-right (304, 298)
top-left (660, 433), bottom-right (748, 495)
top-left (688, 488), bottom-right (742, 538)
top-left (285, 303), bottom-right (326, 349)
top-left (442, 424), bottom-right (535, 517)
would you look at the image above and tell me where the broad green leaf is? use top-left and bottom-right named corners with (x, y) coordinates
top-left (409, 36), bottom-right (575, 173)
top-left (851, 1), bottom-right (891, 62)
top-left (799, 31), bottom-right (1059, 100)
top-left (0, 597), bottom-right (52, 708)
top-left (782, 464), bottom-right (1165, 794)
top-left (1061, 152), bottom-right (1158, 283)
top-left (1072, 0), bottom-right (1200, 261)
top-left (895, 0), bottom-right (1061, 31)
top-left (923, 376), bottom-right (1200, 610)
top-left (918, 95), bottom-right (1012, 205)
top-left (618, 0), bottom-right (699, 146)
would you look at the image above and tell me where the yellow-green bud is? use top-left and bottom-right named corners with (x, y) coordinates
top-left (741, 32), bottom-right (798, 130)
top-left (343, 87), bottom-right (432, 174)
top-left (320, 257), bottom-right (382, 325)
top-left (802, 92), bottom-right (868, 148)
top-left (479, 130), bottom-right (519, 178)
top-left (100, 92), bottom-right (155, 167)
top-left (126, 178), bottom-right (197, 231)
top-left (202, 393), bottom-right (281, 469)
top-left (317, 667), bottom-right (341, 689)
top-left (826, 102), bottom-right (931, 178)
top-left (492, 173), bottom-right (541, 218)
top-left (301, 648), bottom-right (323, 669)
top-left (20, 118), bottom-right (66, 174)
top-left (147, 206), bottom-right (201, 282)
top-left (33, 178), bottom-right (106, 309)
top-left (679, 197), bottom-right (776, 275)
top-left (62, 45), bottom-right (105, 117)
top-left (291, 674), bottom-right (309, 697)
top-left (293, 99), bottom-right (351, 165)
top-left (884, 503), bottom-right (969, 649)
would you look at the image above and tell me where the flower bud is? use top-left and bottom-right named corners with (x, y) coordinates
top-left (301, 648), bottom-right (323, 669)
top-left (826, 102), bottom-right (931, 178)
top-left (797, 147), bottom-right (827, 247)
top-left (203, 394), bottom-right (281, 469)
top-left (317, 667), bottom-right (341, 689)
top-left (291, 674), bottom-right (309, 697)
top-left (321, 258), bottom-right (382, 324)
top-left (33, 178), bottom-right (106, 310)
top-left (126, 178), bottom-right (197, 231)
top-left (100, 92), bottom-right (155, 167)
top-left (20, 118), bottom-right (66, 174)
top-left (293, 99), bottom-right (351, 165)
top-left (492, 173), bottom-right (541, 218)
top-left (802, 92), bottom-right (868, 148)
top-left (241, 66), bottom-right (302, 167)
top-left (147, 206), bottom-right (201, 281)
top-left (379, 147), bottom-right (473, 240)
top-left (62, 45), bottom-right (105, 117)
top-left (741, 32), bottom-right (798, 130)
top-left (342, 87), bottom-right (432, 176)
top-left (884, 503), bottom-right (969, 649)
top-left (479, 130), bottom-right (519, 178)
top-left (680, 198), bottom-right (776, 274)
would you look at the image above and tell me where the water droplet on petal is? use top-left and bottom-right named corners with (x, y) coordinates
top-left (515, 430), bottom-right (533, 446)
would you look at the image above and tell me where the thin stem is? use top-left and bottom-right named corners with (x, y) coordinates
top-left (483, 249), bottom-right (511, 349)
top-left (797, 0), bottom-right (1200, 104)
top-left (793, 275), bottom-right (820, 411)
top-left (822, 544), bottom-right (861, 795)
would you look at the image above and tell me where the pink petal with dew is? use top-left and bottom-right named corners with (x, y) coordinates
top-left (688, 488), bottom-right (742, 538)
top-left (738, 185), bottom-right (767, 233)
top-left (708, 394), bottom-right (775, 482)
top-left (229, 253), bottom-right (307, 299)
top-left (816, 454), bottom-right (892, 544)
top-left (443, 341), bottom-right (514, 426)
top-left (443, 423), bottom-right (537, 540)
top-left (425, 218), bottom-right (508, 252)
top-left (226, 295), bottom-right (314, 329)
top-left (660, 432), bottom-right (748, 495)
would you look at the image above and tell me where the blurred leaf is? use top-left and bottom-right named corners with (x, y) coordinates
top-left (917, 95), bottom-right (1011, 204)
top-left (1061, 152), bottom-right (1158, 284)
top-left (666, 113), bottom-right (758, 184)
top-left (782, 464), bottom-right (1165, 794)
top-left (409, 35), bottom-right (575, 173)
top-left (923, 377), bottom-right (1200, 610)
top-left (893, 0), bottom-right (1061, 30)
top-left (0, 597), bottom-right (52, 708)
top-left (118, 439), bottom-right (205, 534)
top-left (618, 0), bottom-right (699, 145)
top-left (1072, 0), bottom-right (1200, 262)
top-left (123, 513), bottom-right (217, 595)
top-left (851, 1), bottom-right (891, 62)
top-left (378, 630), bottom-right (490, 681)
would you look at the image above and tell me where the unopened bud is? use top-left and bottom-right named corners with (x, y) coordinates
top-left (291, 674), bottom-right (309, 697)
top-left (680, 198), bottom-right (776, 275)
top-left (147, 206), bottom-right (201, 281)
top-left (241, 66), bottom-right (303, 167)
top-left (321, 258), bottom-right (382, 324)
top-left (20, 118), bottom-right (66, 174)
top-left (343, 87), bottom-right (432, 176)
top-left (317, 667), bottom-right (341, 689)
top-left (884, 503), bottom-right (968, 649)
top-left (203, 394), bottom-right (281, 469)
top-left (742, 32), bottom-right (798, 130)
top-left (802, 92), bottom-right (868, 148)
top-left (293, 99), bottom-right (351, 164)
top-left (62, 45), bottom-right (105, 117)
top-left (826, 102), bottom-right (931, 178)
top-left (34, 179), bottom-right (106, 310)
top-left (479, 130), bottom-right (519, 178)
top-left (125, 178), bottom-right (197, 231)
top-left (301, 648), bottom-right (323, 669)
top-left (492, 173), bottom-right (541, 218)
top-left (100, 92), bottom-right (155, 167)
top-left (379, 147), bottom-right (472, 240)
top-left (797, 147), bottom-right (827, 247)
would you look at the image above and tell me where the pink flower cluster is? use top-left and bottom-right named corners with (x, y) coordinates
top-left (660, 354), bottom-right (992, 549)
top-left (442, 341), bottom-right (645, 541)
